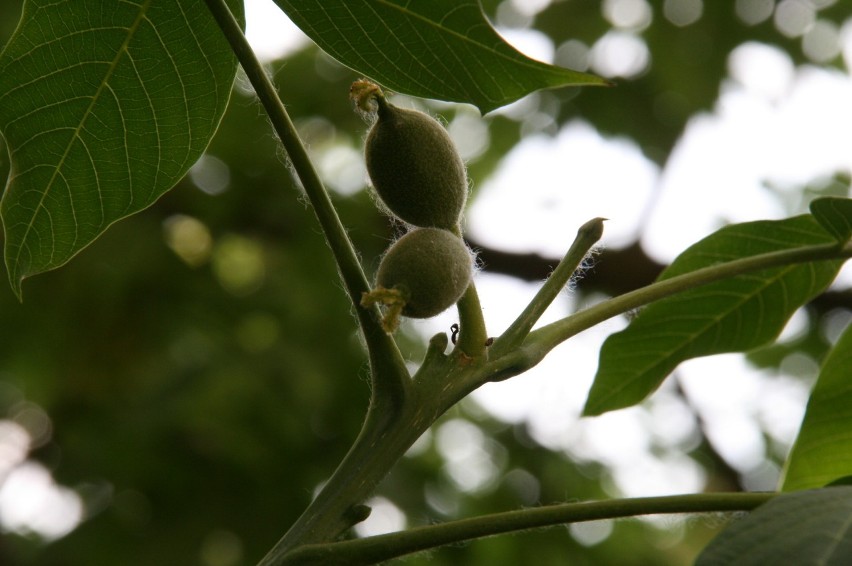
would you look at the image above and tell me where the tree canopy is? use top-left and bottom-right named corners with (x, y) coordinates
top-left (0, 1), bottom-right (850, 564)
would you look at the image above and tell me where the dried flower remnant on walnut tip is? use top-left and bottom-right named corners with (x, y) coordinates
top-left (351, 79), bottom-right (469, 231)
top-left (361, 228), bottom-right (473, 333)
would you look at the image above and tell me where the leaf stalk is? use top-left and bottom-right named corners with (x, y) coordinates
top-left (526, 242), bottom-right (852, 368)
top-left (490, 216), bottom-right (605, 358)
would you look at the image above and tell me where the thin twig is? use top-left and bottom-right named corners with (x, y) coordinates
top-left (281, 492), bottom-right (774, 565)
top-left (490, 217), bottom-right (605, 358)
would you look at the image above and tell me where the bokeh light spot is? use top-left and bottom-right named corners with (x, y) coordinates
top-left (200, 529), bottom-right (244, 566)
top-left (213, 235), bottom-right (266, 296)
top-left (235, 312), bottom-right (281, 353)
top-left (555, 39), bottom-right (591, 72)
top-left (496, 28), bottom-right (555, 64)
top-left (728, 42), bottom-right (794, 101)
top-left (602, 0), bottom-right (653, 30)
top-left (0, 420), bottom-right (29, 477)
top-left (318, 145), bottom-right (366, 196)
top-left (736, 0), bottom-right (774, 26)
top-left (502, 468), bottom-right (541, 505)
top-left (802, 19), bottom-right (842, 63)
top-left (448, 112), bottom-right (490, 162)
top-left (590, 31), bottom-right (651, 79)
top-left (436, 419), bottom-right (499, 493)
top-left (774, 0), bottom-right (816, 38)
top-left (510, 0), bottom-right (552, 18)
top-left (0, 462), bottom-right (83, 541)
top-left (354, 496), bottom-right (406, 537)
top-left (164, 215), bottom-right (214, 268)
top-left (663, 0), bottom-right (704, 27)
top-left (189, 154), bottom-right (231, 196)
top-left (11, 403), bottom-right (51, 449)
top-left (570, 520), bottom-right (614, 546)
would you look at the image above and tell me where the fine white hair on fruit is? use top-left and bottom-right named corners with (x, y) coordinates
top-left (374, 228), bottom-right (473, 319)
top-left (359, 83), bottom-right (468, 230)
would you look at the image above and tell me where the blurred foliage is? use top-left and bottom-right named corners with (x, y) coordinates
top-left (0, 1), bottom-right (850, 565)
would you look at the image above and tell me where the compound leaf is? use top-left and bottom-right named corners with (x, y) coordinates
top-left (810, 197), bottom-right (852, 245)
top-left (0, 0), bottom-right (243, 297)
top-left (696, 487), bottom-right (852, 566)
top-left (274, 0), bottom-right (609, 113)
top-left (781, 322), bottom-right (852, 492)
top-left (584, 215), bottom-right (842, 416)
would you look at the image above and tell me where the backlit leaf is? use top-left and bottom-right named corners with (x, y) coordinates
top-left (781, 322), bottom-right (852, 491)
top-left (696, 487), bottom-right (852, 566)
top-left (0, 0), bottom-right (243, 297)
top-left (584, 215), bottom-right (842, 416)
top-left (274, 0), bottom-right (609, 113)
top-left (810, 197), bottom-right (852, 245)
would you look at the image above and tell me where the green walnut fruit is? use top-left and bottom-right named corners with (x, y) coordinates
top-left (355, 81), bottom-right (468, 230)
top-left (362, 228), bottom-right (473, 331)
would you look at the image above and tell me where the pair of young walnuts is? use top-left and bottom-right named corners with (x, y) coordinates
top-left (352, 80), bottom-right (473, 333)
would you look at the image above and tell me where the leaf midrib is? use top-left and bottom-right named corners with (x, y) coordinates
top-left (597, 263), bottom-right (802, 409)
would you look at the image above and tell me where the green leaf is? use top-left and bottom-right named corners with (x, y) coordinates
top-left (273, 0), bottom-right (609, 113)
top-left (826, 476), bottom-right (852, 487)
top-left (695, 487), bottom-right (852, 566)
top-left (781, 322), bottom-right (852, 491)
top-left (0, 0), bottom-right (243, 298)
top-left (810, 197), bottom-right (852, 245)
top-left (584, 215), bottom-right (842, 416)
